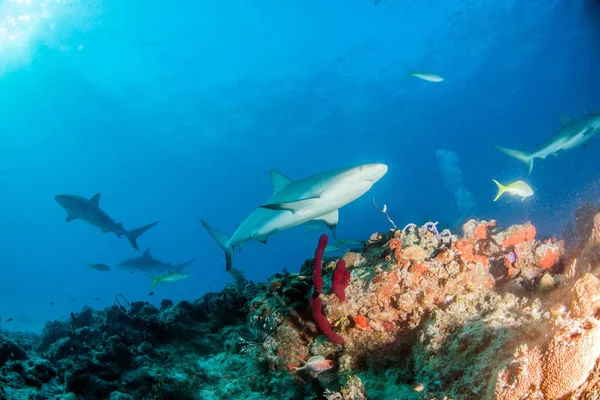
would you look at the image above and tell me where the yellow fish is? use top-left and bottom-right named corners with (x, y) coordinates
top-left (492, 179), bottom-right (533, 201)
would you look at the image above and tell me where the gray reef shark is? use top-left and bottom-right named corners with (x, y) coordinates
top-left (495, 111), bottom-right (600, 174)
top-left (118, 248), bottom-right (194, 275)
top-left (202, 163), bottom-right (388, 271)
top-left (54, 193), bottom-right (158, 250)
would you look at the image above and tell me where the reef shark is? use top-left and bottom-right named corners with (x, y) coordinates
top-left (118, 248), bottom-right (194, 275)
top-left (201, 163), bottom-right (388, 271)
top-left (495, 111), bottom-right (600, 174)
top-left (54, 193), bottom-right (158, 250)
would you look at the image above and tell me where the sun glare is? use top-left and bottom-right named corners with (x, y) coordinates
top-left (0, 0), bottom-right (100, 74)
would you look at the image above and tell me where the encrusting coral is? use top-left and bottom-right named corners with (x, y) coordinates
top-left (2, 210), bottom-right (600, 399)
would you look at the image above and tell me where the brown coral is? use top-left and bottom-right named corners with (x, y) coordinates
top-left (571, 273), bottom-right (600, 319)
top-left (494, 344), bottom-right (543, 400)
top-left (591, 212), bottom-right (600, 245)
top-left (541, 319), bottom-right (600, 399)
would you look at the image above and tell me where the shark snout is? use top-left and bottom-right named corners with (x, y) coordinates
top-left (361, 163), bottom-right (388, 183)
top-left (54, 194), bottom-right (69, 206)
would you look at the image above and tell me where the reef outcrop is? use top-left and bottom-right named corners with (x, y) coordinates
top-left (2, 209), bottom-right (600, 399)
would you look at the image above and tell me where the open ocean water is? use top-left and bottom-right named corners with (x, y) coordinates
top-left (0, 1), bottom-right (599, 399)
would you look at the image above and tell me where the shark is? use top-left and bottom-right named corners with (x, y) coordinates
top-left (201, 163), bottom-right (388, 271)
top-left (495, 111), bottom-right (600, 174)
top-left (54, 193), bottom-right (158, 250)
top-left (118, 248), bottom-right (194, 275)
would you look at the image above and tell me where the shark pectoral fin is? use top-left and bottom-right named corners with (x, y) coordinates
top-left (260, 196), bottom-right (320, 213)
top-left (90, 193), bottom-right (101, 206)
top-left (174, 259), bottom-right (194, 272)
top-left (559, 112), bottom-right (572, 125)
top-left (256, 235), bottom-right (269, 244)
top-left (313, 209), bottom-right (339, 230)
top-left (270, 170), bottom-right (295, 195)
top-left (66, 215), bottom-right (77, 222)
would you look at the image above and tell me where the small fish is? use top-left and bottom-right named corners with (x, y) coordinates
top-left (492, 179), bottom-right (533, 201)
top-left (292, 356), bottom-right (334, 374)
top-left (303, 221), bottom-right (328, 234)
top-left (549, 303), bottom-right (567, 316)
top-left (49, 302), bottom-right (55, 306)
top-left (87, 262), bottom-right (111, 272)
top-left (70, 299), bottom-right (75, 302)
top-left (148, 292), bottom-right (154, 296)
top-left (336, 238), bottom-right (365, 247)
top-left (146, 271), bottom-right (189, 288)
top-left (94, 298), bottom-right (100, 300)
top-left (6, 318), bottom-right (13, 323)
top-left (324, 244), bottom-right (341, 253)
top-left (405, 68), bottom-right (444, 82)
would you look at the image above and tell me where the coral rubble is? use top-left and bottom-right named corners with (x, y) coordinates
top-left (2, 213), bottom-right (600, 399)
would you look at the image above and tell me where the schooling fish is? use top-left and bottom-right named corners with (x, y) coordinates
top-left (292, 356), bottom-right (334, 374)
top-left (146, 271), bottom-right (189, 288)
top-left (87, 262), bottom-right (111, 272)
top-left (405, 68), bottom-right (444, 82)
top-left (492, 179), bottom-right (533, 202)
top-left (336, 238), bottom-right (366, 247)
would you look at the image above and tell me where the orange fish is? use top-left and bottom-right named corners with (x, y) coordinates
top-left (293, 356), bottom-right (334, 374)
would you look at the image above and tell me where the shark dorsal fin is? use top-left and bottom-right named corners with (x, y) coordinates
top-left (269, 170), bottom-right (294, 195)
top-left (143, 248), bottom-right (152, 258)
top-left (90, 193), bottom-right (101, 206)
top-left (559, 112), bottom-right (572, 125)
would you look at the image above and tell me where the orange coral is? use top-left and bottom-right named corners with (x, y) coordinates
top-left (539, 247), bottom-right (560, 270)
top-left (475, 224), bottom-right (488, 240)
top-left (354, 315), bottom-right (371, 331)
top-left (455, 239), bottom-right (489, 267)
top-left (456, 239), bottom-right (473, 254)
top-left (502, 225), bottom-right (536, 247)
top-left (388, 239), bottom-right (403, 264)
top-left (409, 261), bottom-right (427, 277)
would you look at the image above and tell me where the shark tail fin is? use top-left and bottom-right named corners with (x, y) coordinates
top-left (146, 274), bottom-right (159, 288)
top-left (125, 221), bottom-right (159, 251)
top-left (492, 179), bottom-right (506, 202)
top-left (86, 262), bottom-right (93, 270)
top-left (201, 219), bottom-right (234, 271)
top-left (174, 259), bottom-right (194, 272)
top-left (494, 145), bottom-right (534, 175)
top-left (404, 68), bottom-right (413, 78)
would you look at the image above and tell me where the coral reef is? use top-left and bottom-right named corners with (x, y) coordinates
top-left (2, 213), bottom-right (600, 399)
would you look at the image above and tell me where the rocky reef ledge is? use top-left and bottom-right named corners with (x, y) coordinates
top-left (2, 209), bottom-right (600, 400)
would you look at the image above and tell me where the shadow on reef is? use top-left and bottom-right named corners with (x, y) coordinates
top-left (2, 204), bottom-right (600, 399)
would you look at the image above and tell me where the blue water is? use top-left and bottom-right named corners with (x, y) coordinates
top-left (0, 0), bottom-right (598, 332)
